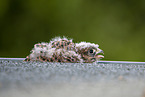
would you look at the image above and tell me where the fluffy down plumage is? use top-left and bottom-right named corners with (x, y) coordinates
top-left (24, 37), bottom-right (104, 63)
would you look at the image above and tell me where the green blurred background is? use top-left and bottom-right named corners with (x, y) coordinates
top-left (0, 0), bottom-right (145, 61)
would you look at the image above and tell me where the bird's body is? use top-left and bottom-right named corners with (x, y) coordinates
top-left (24, 37), bottom-right (104, 63)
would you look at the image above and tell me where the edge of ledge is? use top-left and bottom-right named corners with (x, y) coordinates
top-left (0, 58), bottom-right (145, 64)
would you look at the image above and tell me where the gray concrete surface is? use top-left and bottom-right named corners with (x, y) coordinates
top-left (0, 58), bottom-right (145, 97)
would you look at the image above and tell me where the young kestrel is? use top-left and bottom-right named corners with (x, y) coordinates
top-left (24, 37), bottom-right (104, 63)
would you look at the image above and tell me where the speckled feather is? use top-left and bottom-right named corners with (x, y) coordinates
top-left (24, 37), bottom-right (104, 63)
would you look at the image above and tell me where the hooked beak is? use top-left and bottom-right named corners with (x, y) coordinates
top-left (95, 49), bottom-right (104, 59)
top-left (99, 50), bottom-right (104, 54)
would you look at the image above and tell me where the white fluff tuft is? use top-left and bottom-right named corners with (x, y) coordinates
top-left (29, 42), bottom-right (54, 59)
top-left (55, 48), bottom-right (65, 56)
top-left (64, 50), bottom-right (78, 57)
top-left (75, 42), bottom-right (99, 50)
top-left (49, 36), bottom-right (73, 43)
top-left (45, 48), bottom-right (56, 58)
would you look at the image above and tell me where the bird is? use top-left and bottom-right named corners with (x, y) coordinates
top-left (24, 36), bottom-right (104, 63)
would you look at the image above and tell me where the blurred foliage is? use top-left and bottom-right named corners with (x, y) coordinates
top-left (0, 0), bottom-right (145, 61)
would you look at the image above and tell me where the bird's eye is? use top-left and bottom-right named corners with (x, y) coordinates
top-left (89, 49), bottom-right (93, 53)
top-left (88, 49), bottom-right (96, 57)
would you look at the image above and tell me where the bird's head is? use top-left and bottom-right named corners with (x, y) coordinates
top-left (75, 42), bottom-right (104, 63)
